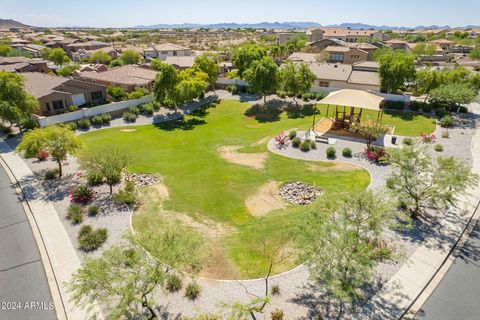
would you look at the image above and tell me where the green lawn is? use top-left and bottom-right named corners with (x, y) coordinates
top-left (317, 104), bottom-right (437, 136)
top-left (80, 99), bottom-right (429, 278)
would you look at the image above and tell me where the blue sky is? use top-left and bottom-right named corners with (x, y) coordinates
top-left (1, 0), bottom-right (479, 28)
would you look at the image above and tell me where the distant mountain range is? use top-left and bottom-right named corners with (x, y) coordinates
top-left (0, 18), bottom-right (30, 28)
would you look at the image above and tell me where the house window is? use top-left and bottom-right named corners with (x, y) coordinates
top-left (46, 102), bottom-right (51, 111)
top-left (52, 100), bottom-right (64, 110)
top-left (317, 81), bottom-right (330, 87)
top-left (330, 53), bottom-right (344, 62)
top-left (173, 51), bottom-right (177, 56)
top-left (91, 91), bottom-right (103, 100)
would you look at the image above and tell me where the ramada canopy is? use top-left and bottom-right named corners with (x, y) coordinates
top-left (318, 89), bottom-right (385, 111)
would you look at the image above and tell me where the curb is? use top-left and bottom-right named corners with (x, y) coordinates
top-left (0, 154), bottom-right (67, 320)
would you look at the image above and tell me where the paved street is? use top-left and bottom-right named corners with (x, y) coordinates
top-left (0, 165), bottom-right (57, 320)
top-left (416, 213), bottom-right (480, 320)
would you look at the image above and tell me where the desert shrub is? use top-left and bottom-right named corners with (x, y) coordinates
top-left (315, 92), bottom-right (327, 100)
top-left (342, 147), bottom-right (352, 157)
top-left (20, 118), bottom-right (40, 131)
top-left (326, 146), bottom-right (336, 158)
top-left (421, 103), bottom-right (432, 113)
top-left (87, 206), bottom-right (99, 216)
top-left (440, 115), bottom-right (454, 128)
top-left (384, 100), bottom-right (404, 110)
top-left (78, 226), bottom-right (108, 252)
top-left (101, 113), bottom-right (111, 124)
top-left (66, 204), bottom-right (84, 224)
top-left (107, 86), bottom-right (127, 101)
top-left (90, 115), bottom-right (104, 126)
top-left (128, 90), bottom-right (145, 100)
top-left (441, 131), bottom-right (449, 138)
top-left (300, 140), bottom-right (311, 152)
top-left (185, 282), bottom-right (201, 300)
top-left (302, 93), bottom-right (311, 101)
top-left (288, 130), bottom-right (297, 140)
top-left (44, 168), bottom-right (59, 180)
top-left (364, 146), bottom-right (388, 163)
top-left (86, 171), bottom-right (103, 186)
top-left (271, 284), bottom-right (280, 296)
top-left (435, 107), bottom-right (448, 118)
top-left (122, 111), bottom-right (138, 122)
top-left (274, 132), bottom-right (289, 148)
top-left (434, 144), bottom-right (444, 152)
top-left (37, 150), bottom-right (49, 161)
top-left (291, 137), bottom-right (301, 148)
top-left (142, 103), bottom-right (154, 115)
top-left (271, 309), bottom-right (284, 320)
top-left (276, 90), bottom-right (287, 98)
top-left (226, 84), bottom-right (238, 94)
top-left (421, 133), bottom-right (436, 143)
top-left (409, 101), bottom-right (424, 111)
top-left (165, 274), bottom-right (182, 292)
top-left (70, 185), bottom-right (95, 204)
top-left (77, 118), bottom-right (91, 130)
top-left (65, 122), bottom-right (77, 131)
top-left (310, 140), bottom-right (316, 149)
top-left (113, 181), bottom-right (136, 205)
top-left (68, 105), bottom-right (78, 112)
top-left (402, 137), bottom-right (413, 145)
top-left (128, 106), bottom-right (140, 115)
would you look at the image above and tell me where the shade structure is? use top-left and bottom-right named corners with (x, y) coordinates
top-left (318, 89), bottom-right (385, 111)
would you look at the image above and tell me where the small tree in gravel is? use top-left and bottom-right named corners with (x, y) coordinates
top-left (16, 125), bottom-right (82, 177)
top-left (79, 146), bottom-right (132, 194)
top-left (387, 142), bottom-right (478, 219)
top-left (351, 121), bottom-right (389, 149)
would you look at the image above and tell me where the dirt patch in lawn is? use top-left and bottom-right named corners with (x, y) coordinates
top-left (308, 162), bottom-right (360, 172)
top-left (217, 145), bottom-right (267, 169)
top-left (245, 181), bottom-right (286, 216)
top-left (120, 129), bottom-right (137, 133)
top-left (200, 242), bottom-right (241, 279)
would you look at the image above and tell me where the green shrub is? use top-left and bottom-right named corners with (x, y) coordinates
top-left (113, 182), bottom-right (136, 206)
top-left (435, 107), bottom-right (448, 118)
top-left (107, 86), bottom-right (127, 101)
top-left (300, 140), bottom-right (311, 152)
top-left (315, 92), bottom-right (327, 100)
top-left (122, 111), bottom-right (138, 122)
top-left (90, 115), bottom-right (104, 126)
top-left (440, 115), bottom-right (454, 128)
top-left (66, 204), bottom-right (84, 224)
top-left (384, 100), bottom-right (404, 110)
top-left (86, 171), bottom-right (103, 186)
top-left (271, 309), bottom-right (284, 320)
top-left (128, 106), bottom-right (140, 115)
top-left (20, 118), bottom-right (39, 131)
top-left (402, 137), bottom-right (413, 145)
top-left (409, 101), bottom-right (425, 111)
top-left (291, 137), bottom-right (301, 148)
top-left (78, 226), bottom-right (108, 252)
top-left (441, 131), bottom-right (449, 138)
top-left (326, 146), bottom-right (336, 158)
top-left (434, 144), bottom-right (444, 152)
top-left (271, 284), bottom-right (280, 296)
top-left (125, 180), bottom-right (135, 193)
top-left (101, 113), bottom-right (111, 124)
top-left (185, 282), bottom-right (201, 300)
top-left (87, 206), bottom-right (99, 216)
top-left (276, 90), bottom-right (287, 98)
top-left (65, 122), bottom-right (77, 131)
top-left (68, 105), bottom-right (78, 112)
top-left (310, 140), bottom-right (316, 149)
top-left (165, 274), bottom-right (182, 292)
top-left (288, 131), bottom-right (297, 140)
top-left (77, 118), bottom-right (91, 130)
top-left (128, 91), bottom-right (145, 100)
top-left (422, 103), bottom-right (432, 113)
top-left (44, 169), bottom-right (59, 180)
top-left (70, 185), bottom-right (95, 204)
top-left (302, 93), bottom-right (311, 101)
top-left (142, 104), bottom-right (154, 115)
top-left (342, 147), bottom-right (352, 157)
top-left (226, 84), bottom-right (238, 94)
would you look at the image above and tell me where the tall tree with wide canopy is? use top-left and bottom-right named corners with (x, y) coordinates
top-left (429, 83), bottom-right (477, 106)
top-left (232, 45), bottom-right (266, 78)
top-left (16, 125), bottom-right (82, 177)
top-left (153, 61), bottom-right (179, 108)
top-left (243, 56), bottom-right (279, 104)
top-left (0, 71), bottom-right (39, 131)
top-left (89, 50), bottom-right (112, 64)
top-left (193, 53), bottom-right (219, 92)
top-left (42, 48), bottom-right (70, 66)
top-left (280, 61), bottom-right (316, 105)
top-left (119, 49), bottom-right (142, 65)
top-left (377, 51), bottom-right (416, 93)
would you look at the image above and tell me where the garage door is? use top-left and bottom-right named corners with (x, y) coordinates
top-left (72, 93), bottom-right (86, 106)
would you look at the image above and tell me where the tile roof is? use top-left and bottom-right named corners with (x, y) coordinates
top-left (164, 56), bottom-right (196, 68)
top-left (21, 73), bottom-right (70, 98)
top-left (77, 65), bottom-right (158, 86)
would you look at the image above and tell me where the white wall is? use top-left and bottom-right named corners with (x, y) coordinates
top-left (34, 95), bottom-right (153, 127)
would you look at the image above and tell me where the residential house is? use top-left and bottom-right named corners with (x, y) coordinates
top-left (324, 46), bottom-right (369, 64)
top-left (0, 57), bottom-right (50, 73)
top-left (164, 56), bottom-right (196, 69)
top-left (306, 39), bottom-right (341, 50)
top-left (71, 46), bottom-right (119, 62)
top-left (74, 65), bottom-right (158, 92)
top-left (428, 39), bottom-right (455, 51)
top-left (18, 44), bottom-right (45, 58)
top-left (307, 62), bottom-right (380, 91)
top-left (319, 28), bottom-right (386, 42)
top-left (306, 28), bottom-right (325, 42)
top-left (143, 43), bottom-right (193, 61)
top-left (65, 41), bottom-right (109, 57)
top-left (22, 72), bottom-right (107, 116)
top-left (275, 33), bottom-right (298, 45)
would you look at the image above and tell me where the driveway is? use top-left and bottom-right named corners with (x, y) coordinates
top-left (0, 165), bottom-right (57, 320)
top-left (415, 211), bottom-right (480, 320)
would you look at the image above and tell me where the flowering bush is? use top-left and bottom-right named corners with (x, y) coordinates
top-left (37, 150), bottom-right (49, 161)
top-left (274, 131), bottom-right (290, 149)
top-left (421, 133), bottom-right (436, 143)
top-left (365, 146), bottom-right (389, 164)
top-left (70, 185), bottom-right (95, 204)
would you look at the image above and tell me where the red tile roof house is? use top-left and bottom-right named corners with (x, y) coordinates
top-left (0, 57), bottom-right (50, 73)
top-left (73, 65), bottom-right (158, 92)
top-left (22, 72), bottom-right (107, 116)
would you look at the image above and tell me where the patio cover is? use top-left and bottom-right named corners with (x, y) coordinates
top-left (318, 89), bottom-right (385, 111)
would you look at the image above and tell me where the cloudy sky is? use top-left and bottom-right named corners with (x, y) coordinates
top-left (1, 0), bottom-right (479, 28)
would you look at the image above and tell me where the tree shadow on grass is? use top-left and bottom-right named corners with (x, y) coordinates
top-left (154, 117), bottom-right (207, 131)
top-left (285, 103), bottom-right (319, 119)
top-left (244, 103), bottom-right (283, 122)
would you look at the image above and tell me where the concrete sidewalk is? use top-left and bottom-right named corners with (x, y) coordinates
top-left (0, 141), bottom-right (100, 320)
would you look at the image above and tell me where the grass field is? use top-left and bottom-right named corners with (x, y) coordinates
top-left (80, 99), bottom-right (433, 278)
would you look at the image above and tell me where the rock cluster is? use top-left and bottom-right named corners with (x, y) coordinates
top-left (279, 181), bottom-right (323, 205)
top-left (126, 173), bottom-right (160, 186)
